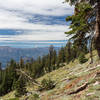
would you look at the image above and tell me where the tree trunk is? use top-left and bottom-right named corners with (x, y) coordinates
top-left (94, 0), bottom-right (100, 58)
top-left (90, 34), bottom-right (93, 64)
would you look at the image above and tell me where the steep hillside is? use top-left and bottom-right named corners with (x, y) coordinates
top-left (1, 51), bottom-right (100, 100)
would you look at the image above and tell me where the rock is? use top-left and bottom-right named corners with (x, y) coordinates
top-left (93, 81), bottom-right (100, 86)
top-left (26, 92), bottom-right (32, 96)
top-left (86, 92), bottom-right (95, 96)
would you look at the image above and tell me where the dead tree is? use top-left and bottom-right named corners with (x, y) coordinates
top-left (16, 69), bottom-right (41, 87)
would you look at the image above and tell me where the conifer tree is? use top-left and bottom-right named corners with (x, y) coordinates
top-left (65, 0), bottom-right (100, 58)
top-left (15, 77), bottom-right (27, 97)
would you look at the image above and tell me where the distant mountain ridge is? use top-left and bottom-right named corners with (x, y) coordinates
top-left (0, 46), bottom-right (60, 68)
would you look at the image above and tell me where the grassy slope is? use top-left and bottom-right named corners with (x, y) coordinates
top-left (1, 50), bottom-right (100, 100)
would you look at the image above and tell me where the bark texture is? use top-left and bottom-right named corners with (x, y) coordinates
top-left (94, 0), bottom-right (100, 58)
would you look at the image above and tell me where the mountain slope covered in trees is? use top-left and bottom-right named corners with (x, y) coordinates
top-left (0, 43), bottom-right (89, 98)
top-left (1, 50), bottom-right (100, 100)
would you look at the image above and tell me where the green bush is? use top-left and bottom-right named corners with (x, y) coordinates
top-left (9, 98), bottom-right (19, 100)
top-left (33, 93), bottom-right (39, 100)
top-left (39, 78), bottom-right (55, 91)
top-left (79, 53), bottom-right (88, 64)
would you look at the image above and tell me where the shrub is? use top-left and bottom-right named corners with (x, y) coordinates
top-left (79, 53), bottom-right (88, 64)
top-left (9, 98), bottom-right (19, 100)
top-left (39, 78), bottom-right (55, 91)
top-left (33, 93), bottom-right (39, 100)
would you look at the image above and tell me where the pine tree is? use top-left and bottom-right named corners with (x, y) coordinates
top-left (15, 77), bottom-right (27, 97)
top-left (19, 57), bottom-right (24, 69)
top-left (65, 0), bottom-right (100, 58)
top-left (65, 2), bottom-right (93, 61)
top-left (0, 63), bottom-right (2, 85)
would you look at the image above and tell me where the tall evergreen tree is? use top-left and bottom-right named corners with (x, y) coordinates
top-left (65, 2), bottom-right (94, 62)
top-left (65, 0), bottom-right (100, 58)
top-left (15, 77), bottom-right (27, 97)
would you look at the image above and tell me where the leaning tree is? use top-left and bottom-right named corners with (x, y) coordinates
top-left (65, 0), bottom-right (100, 58)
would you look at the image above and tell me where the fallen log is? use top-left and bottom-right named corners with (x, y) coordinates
top-left (16, 69), bottom-right (41, 87)
top-left (68, 82), bottom-right (88, 95)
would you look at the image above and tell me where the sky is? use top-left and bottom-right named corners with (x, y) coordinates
top-left (0, 0), bottom-right (74, 48)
